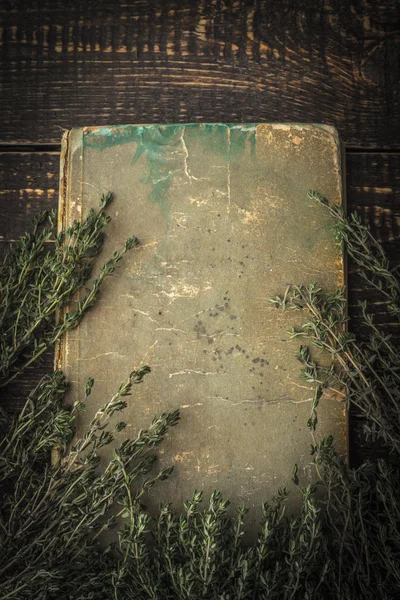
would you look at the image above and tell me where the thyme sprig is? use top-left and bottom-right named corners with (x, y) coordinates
top-left (308, 190), bottom-right (400, 317)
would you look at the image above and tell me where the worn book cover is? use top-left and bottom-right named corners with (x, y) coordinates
top-left (58, 123), bottom-right (347, 530)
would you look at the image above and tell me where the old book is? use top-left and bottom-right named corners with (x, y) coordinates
top-left (58, 123), bottom-right (347, 531)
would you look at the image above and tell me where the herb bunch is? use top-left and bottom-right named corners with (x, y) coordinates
top-left (0, 192), bottom-right (138, 390)
top-left (269, 191), bottom-right (400, 453)
top-left (0, 192), bottom-right (399, 599)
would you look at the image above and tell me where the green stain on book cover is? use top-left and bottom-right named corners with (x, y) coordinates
top-left (83, 124), bottom-right (258, 219)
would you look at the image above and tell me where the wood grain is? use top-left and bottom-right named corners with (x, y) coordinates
top-left (347, 152), bottom-right (400, 247)
top-left (0, 0), bottom-right (399, 146)
top-left (0, 152), bottom-right (59, 241)
top-left (346, 152), bottom-right (400, 344)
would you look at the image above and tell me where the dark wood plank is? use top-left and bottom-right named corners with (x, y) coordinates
top-left (0, 349), bottom-right (56, 412)
top-left (0, 227), bottom-right (54, 410)
top-left (347, 152), bottom-right (400, 246)
top-left (347, 152), bottom-right (400, 337)
top-left (0, 152), bottom-right (59, 241)
top-left (0, 153), bottom-right (59, 408)
top-left (346, 152), bottom-right (400, 465)
top-left (0, 0), bottom-right (399, 146)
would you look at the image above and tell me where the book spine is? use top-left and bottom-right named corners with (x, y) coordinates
top-left (54, 129), bottom-right (84, 373)
top-left (54, 130), bottom-right (71, 374)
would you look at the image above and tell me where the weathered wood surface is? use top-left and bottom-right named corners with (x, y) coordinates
top-left (0, 0), bottom-right (399, 147)
top-left (1, 150), bottom-right (399, 465)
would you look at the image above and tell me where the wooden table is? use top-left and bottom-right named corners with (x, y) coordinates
top-left (1, 0), bottom-right (399, 466)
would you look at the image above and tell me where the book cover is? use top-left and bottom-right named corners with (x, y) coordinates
top-left (58, 123), bottom-right (347, 531)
